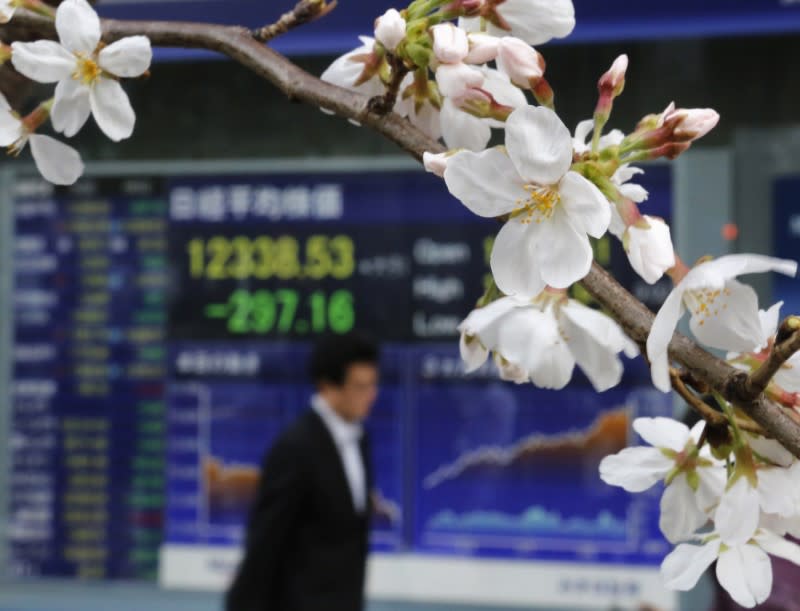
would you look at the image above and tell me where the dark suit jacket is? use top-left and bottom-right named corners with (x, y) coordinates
top-left (226, 409), bottom-right (373, 611)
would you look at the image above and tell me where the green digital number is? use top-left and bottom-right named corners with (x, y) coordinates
top-left (209, 289), bottom-right (355, 335)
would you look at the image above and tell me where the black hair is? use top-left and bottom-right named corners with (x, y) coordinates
top-left (308, 331), bottom-right (379, 386)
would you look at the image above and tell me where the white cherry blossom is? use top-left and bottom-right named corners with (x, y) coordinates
top-left (458, 293), bottom-right (636, 391)
top-left (0, 94), bottom-right (83, 185)
top-left (600, 417), bottom-right (726, 543)
top-left (11, 0), bottom-right (151, 142)
top-left (646, 255), bottom-right (798, 392)
top-left (661, 529), bottom-right (800, 608)
top-left (444, 106), bottom-right (611, 296)
top-left (460, 0), bottom-right (575, 46)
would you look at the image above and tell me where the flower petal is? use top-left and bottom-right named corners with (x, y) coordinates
top-left (458, 296), bottom-right (522, 347)
top-left (716, 477), bottom-right (760, 546)
top-left (646, 285), bottom-right (686, 392)
top-left (494, 0), bottom-right (575, 45)
top-left (534, 206), bottom-right (593, 288)
top-left (572, 119), bottom-right (593, 153)
top-left (716, 544), bottom-right (772, 608)
top-left (695, 466), bottom-right (727, 514)
top-left (686, 254), bottom-right (797, 290)
top-left (459, 332), bottom-right (489, 373)
top-left (661, 540), bottom-right (722, 591)
top-left (98, 36), bottom-right (152, 78)
top-left (495, 307), bottom-right (554, 367)
top-left (599, 446), bottom-right (672, 492)
top-left (443, 147), bottom-right (526, 217)
top-left (406, 100), bottom-right (442, 142)
top-left (689, 280), bottom-right (767, 353)
top-left (660, 474), bottom-right (710, 543)
top-left (527, 336), bottom-right (575, 389)
top-left (755, 530), bottom-right (800, 566)
top-left (747, 433), bottom-right (795, 468)
top-left (51, 78), bottom-right (91, 138)
top-left (435, 63), bottom-right (483, 98)
top-left (480, 67), bottom-right (527, 125)
top-left (439, 98), bottom-right (492, 152)
top-left (0, 104), bottom-right (23, 147)
top-left (559, 302), bottom-right (627, 392)
top-left (497, 307), bottom-right (575, 389)
top-left (758, 301), bottom-right (783, 343)
top-left (505, 105), bottom-right (572, 186)
top-left (89, 78), bottom-right (135, 141)
top-left (490, 218), bottom-right (546, 297)
top-left (55, 0), bottom-right (101, 55)
top-left (557, 171), bottom-right (611, 238)
top-left (10, 41), bottom-right (75, 83)
top-left (757, 467), bottom-right (796, 518)
top-left (28, 134), bottom-right (84, 186)
top-left (321, 38), bottom-right (383, 98)
top-left (632, 417), bottom-right (691, 452)
top-left (625, 215), bottom-right (676, 285)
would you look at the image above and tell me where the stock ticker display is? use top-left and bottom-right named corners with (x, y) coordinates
top-left (10, 165), bottom-right (675, 579)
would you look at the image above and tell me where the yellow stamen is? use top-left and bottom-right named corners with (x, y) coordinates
top-left (514, 184), bottom-right (561, 224)
top-left (73, 56), bottom-right (101, 85)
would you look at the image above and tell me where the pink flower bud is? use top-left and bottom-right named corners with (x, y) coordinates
top-left (495, 37), bottom-right (545, 90)
top-left (464, 33), bottom-right (499, 64)
top-left (432, 23), bottom-right (469, 64)
top-left (664, 107), bottom-right (720, 142)
top-left (374, 9), bottom-right (407, 52)
top-left (598, 54), bottom-right (628, 98)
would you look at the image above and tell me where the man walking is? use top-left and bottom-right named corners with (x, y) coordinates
top-left (226, 332), bottom-right (379, 611)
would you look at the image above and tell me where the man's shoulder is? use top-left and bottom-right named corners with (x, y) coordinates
top-left (271, 409), bottom-right (323, 453)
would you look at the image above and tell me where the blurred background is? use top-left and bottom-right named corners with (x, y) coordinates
top-left (1, 1), bottom-right (800, 610)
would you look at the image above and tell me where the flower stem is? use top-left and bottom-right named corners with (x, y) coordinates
top-left (713, 391), bottom-right (745, 448)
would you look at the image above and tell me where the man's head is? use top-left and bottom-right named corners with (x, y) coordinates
top-left (309, 331), bottom-right (380, 423)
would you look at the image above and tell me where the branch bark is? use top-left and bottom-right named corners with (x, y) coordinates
top-left (743, 316), bottom-right (800, 400)
top-left (9, 9), bottom-right (800, 456)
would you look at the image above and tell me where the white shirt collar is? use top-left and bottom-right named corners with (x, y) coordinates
top-left (311, 393), bottom-right (363, 446)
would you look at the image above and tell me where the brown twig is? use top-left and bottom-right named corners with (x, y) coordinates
top-left (669, 368), bottom-right (766, 436)
top-left (743, 316), bottom-right (800, 400)
top-left (10, 9), bottom-right (800, 457)
top-left (251, 0), bottom-right (338, 43)
top-left (368, 56), bottom-right (409, 115)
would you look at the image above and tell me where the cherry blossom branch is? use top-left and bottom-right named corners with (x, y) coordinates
top-left (742, 316), bottom-right (800, 400)
top-left (9, 9), bottom-right (800, 457)
top-left (251, 0), bottom-right (338, 43)
top-left (8, 10), bottom-right (439, 161)
top-left (580, 264), bottom-right (800, 456)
